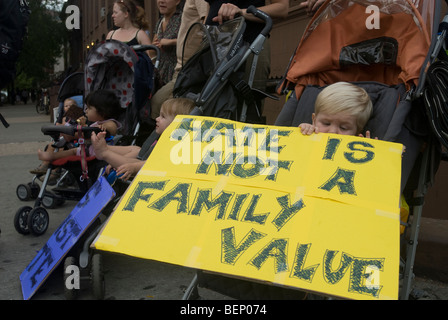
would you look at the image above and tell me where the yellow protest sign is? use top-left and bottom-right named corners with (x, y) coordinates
top-left (93, 115), bottom-right (403, 300)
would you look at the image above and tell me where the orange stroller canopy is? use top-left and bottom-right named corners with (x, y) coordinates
top-left (280, 0), bottom-right (432, 98)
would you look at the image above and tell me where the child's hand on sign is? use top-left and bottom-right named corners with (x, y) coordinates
top-left (299, 123), bottom-right (318, 135)
top-left (359, 130), bottom-right (378, 140)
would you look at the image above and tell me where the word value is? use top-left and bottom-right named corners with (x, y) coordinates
top-left (222, 228), bottom-right (384, 299)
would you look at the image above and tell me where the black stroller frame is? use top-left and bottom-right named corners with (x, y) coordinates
top-left (174, 6), bottom-right (277, 123)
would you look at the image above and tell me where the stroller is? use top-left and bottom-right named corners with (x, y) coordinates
top-left (56, 8), bottom-right (273, 300)
top-left (173, 6), bottom-right (277, 123)
top-left (13, 40), bottom-right (159, 237)
top-left (84, 40), bottom-right (159, 144)
top-left (59, 43), bottom-right (161, 300)
top-left (16, 72), bottom-right (84, 206)
top-left (182, 0), bottom-right (442, 300)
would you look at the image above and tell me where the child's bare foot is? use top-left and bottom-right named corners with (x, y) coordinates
top-left (37, 149), bottom-right (54, 161)
top-left (91, 131), bottom-right (108, 160)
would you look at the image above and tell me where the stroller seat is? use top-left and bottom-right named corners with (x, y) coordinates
top-left (51, 155), bottom-right (97, 167)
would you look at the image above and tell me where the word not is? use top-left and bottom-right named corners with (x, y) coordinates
top-left (170, 119), bottom-right (292, 168)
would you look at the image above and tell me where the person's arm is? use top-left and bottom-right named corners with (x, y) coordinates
top-left (137, 28), bottom-right (153, 57)
top-left (298, 0), bottom-right (326, 16)
top-left (158, 38), bottom-right (177, 47)
top-left (97, 120), bottom-right (118, 136)
top-left (137, 29), bottom-right (152, 46)
top-left (115, 161), bottom-right (145, 181)
top-left (212, 0), bottom-right (289, 24)
top-left (197, 0), bottom-right (210, 23)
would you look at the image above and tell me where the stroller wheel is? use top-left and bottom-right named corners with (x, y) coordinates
top-left (64, 256), bottom-right (79, 300)
top-left (16, 184), bottom-right (32, 201)
top-left (42, 192), bottom-right (57, 209)
top-left (14, 206), bottom-right (32, 235)
top-left (27, 207), bottom-right (49, 236)
top-left (90, 253), bottom-right (105, 300)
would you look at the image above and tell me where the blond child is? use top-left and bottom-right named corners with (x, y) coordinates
top-left (298, 82), bottom-right (374, 138)
top-left (91, 97), bottom-right (195, 181)
top-left (298, 82), bottom-right (409, 233)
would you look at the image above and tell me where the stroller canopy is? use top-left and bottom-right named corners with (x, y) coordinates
top-left (182, 16), bottom-right (247, 72)
top-left (279, 0), bottom-right (431, 98)
top-left (58, 72), bottom-right (84, 103)
top-left (173, 17), bottom-right (250, 119)
top-left (85, 40), bottom-right (138, 109)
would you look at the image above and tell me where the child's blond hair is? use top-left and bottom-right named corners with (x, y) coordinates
top-left (161, 98), bottom-right (195, 117)
top-left (314, 82), bottom-right (373, 134)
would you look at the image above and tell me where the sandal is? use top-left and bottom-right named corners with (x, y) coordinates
top-left (30, 163), bottom-right (49, 175)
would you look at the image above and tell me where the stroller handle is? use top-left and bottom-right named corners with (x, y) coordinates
top-left (246, 5), bottom-right (273, 37)
top-left (131, 44), bottom-right (161, 68)
top-left (41, 124), bottom-right (103, 139)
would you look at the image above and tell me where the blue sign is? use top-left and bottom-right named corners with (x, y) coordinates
top-left (20, 176), bottom-right (116, 300)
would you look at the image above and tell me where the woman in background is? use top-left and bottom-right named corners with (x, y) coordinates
top-left (108, 0), bottom-right (152, 50)
top-left (153, 0), bottom-right (182, 87)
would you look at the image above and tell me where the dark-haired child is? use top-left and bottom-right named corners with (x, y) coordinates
top-left (37, 90), bottom-right (123, 162)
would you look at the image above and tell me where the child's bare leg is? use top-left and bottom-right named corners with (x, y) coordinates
top-left (91, 131), bottom-right (109, 160)
top-left (124, 145), bottom-right (141, 158)
top-left (107, 145), bottom-right (141, 157)
top-left (92, 132), bottom-right (141, 159)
